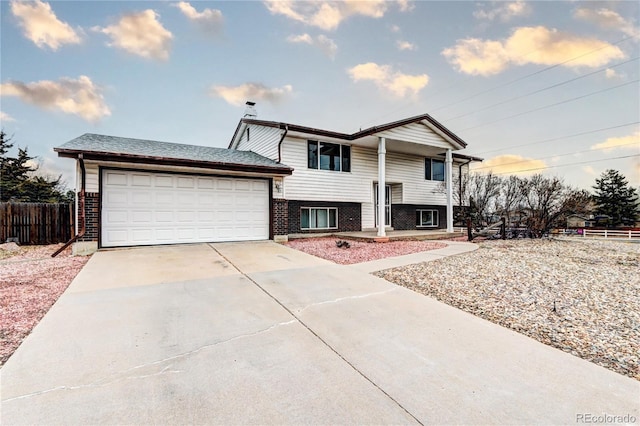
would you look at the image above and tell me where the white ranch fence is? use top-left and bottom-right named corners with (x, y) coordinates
top-left (582, 229), bottom-right (640, 240)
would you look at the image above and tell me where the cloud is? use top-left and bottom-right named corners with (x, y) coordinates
top-left (0, 75), bottom-right (110, 122)
top-left (287, 33), bottom-right (337, 59)
top-left (591, 130), bottom-right (640, 152)
top-left (474, 154), bottom-right (546, 175)
top-left (263, 0), bottom-right (409, 31)
top-left (94, 10), bottom-right (173, 61)
top-left (210, 83), bottom-right (293, 106)
top-left (473, 1), bottom-right (531, 22)
top-left (174, 2), bottom-right (223, 36)
top-left (442, 26), bottom-right (625, 76)
top-left (10, 0), bottom-right (81, 50)
top-left (396, 40), bottom-right (417, 51)
top-left (390, 24), bottom-right (401, 33)
top-left (396, 0), bottom-right (415, 12)
top-left (348, 62), bottom-right (429, 97)
top-left (0, 111), bottom-right (16, 123)
top-left (574, 7), bottom-right (640, 39)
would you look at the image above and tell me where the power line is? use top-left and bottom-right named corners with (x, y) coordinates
top-left (458, 79), bottom-right (640, 133)
top-left (471, 122), bottom-right (640, 156)
top-left (429, 34), bottom-right (637, 114)
top-left (473, 142), bottom-right (640, 171)
top-left (475, 154), bottom-right (640, 176)
top-left (444, 57), bottom-right (640, 122)
top-left (357, 34), bottom-right (636, 129)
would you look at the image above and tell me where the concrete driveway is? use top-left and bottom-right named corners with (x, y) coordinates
top-left (1, 242), bottom-right (638, 425)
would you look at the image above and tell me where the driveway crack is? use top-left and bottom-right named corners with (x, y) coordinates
top-left (2, 319), bottom-right (297, 403)
top-left (296, 288), bottom-right (399, 314)
top-left (209, 244), bottom-right (423, 426)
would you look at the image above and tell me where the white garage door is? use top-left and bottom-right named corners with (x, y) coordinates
top-left (101, 170), bottom-right (269, 247)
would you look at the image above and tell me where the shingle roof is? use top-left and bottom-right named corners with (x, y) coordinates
top-left (55, 133), bottom-right (293, 174)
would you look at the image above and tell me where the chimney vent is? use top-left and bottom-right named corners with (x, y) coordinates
top-left (244, 101), bottom-right (257, 118)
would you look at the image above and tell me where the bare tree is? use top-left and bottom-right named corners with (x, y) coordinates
top-left (467, 172), bottom-right (502, 226)
top-left (518, 175), bottom-right (568, 236)
top-left (496, 175), bottom-right (524, 226)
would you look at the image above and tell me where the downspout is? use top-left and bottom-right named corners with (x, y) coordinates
top-left (52, 155), bottom-right (85, 257)
top-left (459, 159), bottom-right (472, 207)
top-left (277, 125), bottom-right (288, 163)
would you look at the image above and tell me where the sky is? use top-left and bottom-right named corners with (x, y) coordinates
top-left (1, 0), bottom-right (639, 192)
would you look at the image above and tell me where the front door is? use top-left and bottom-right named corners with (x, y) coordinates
top-left (374, 184), bottom-right (391, 226)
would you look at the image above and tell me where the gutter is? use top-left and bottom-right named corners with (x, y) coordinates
top-left (277, 125), bottom-right (288, 163)
top-left (52, 155), bottom-right (85, 257)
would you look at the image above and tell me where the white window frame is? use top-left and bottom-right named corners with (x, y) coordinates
top-left (417, 209), bottom-right (439, 227)
top-left (301, 207), bottom-right (338, 230)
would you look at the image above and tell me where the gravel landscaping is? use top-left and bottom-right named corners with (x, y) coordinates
top-left (375, 238), bottom-right (640, 380)
top-left (0, 244), bottom-right (89, 366)
top-left (286, 237), bottom-right (446, 264)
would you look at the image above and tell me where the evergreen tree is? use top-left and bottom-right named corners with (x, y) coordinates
top-left (592, 169), bottom-right (639, 227)
top-left (1, 130), bottom-right (71, 203)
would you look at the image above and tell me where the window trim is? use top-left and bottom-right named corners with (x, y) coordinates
top-left (416, 209), bottom-right (439, 228)
top-left (300, 207), bottom-right (339, 230)
top-left (307, 140), bottom-right (351, 173)
top-left (425, 158), bottom-right (445, 181)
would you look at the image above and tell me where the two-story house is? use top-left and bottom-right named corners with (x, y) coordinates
top-left (55, 103), bottom-right (481, 253)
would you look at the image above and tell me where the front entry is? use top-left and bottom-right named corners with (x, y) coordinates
top-left (374, 184), bottom-right (391, 227)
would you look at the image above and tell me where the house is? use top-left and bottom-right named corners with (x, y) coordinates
top-left (566, 214), bottom-right (594, 228)
top-left (55, 103), bottom-right (481, 253)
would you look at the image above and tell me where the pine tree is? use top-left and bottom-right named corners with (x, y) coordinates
top-left (1, 130), bottom-right (71, 202)
top-left (592, 169), bottom-right (639, 227)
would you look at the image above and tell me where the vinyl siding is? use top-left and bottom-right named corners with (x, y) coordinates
top-left (376, 122), bottom-right (453, 149)
top-left (281, 137), bottom-right (455, 204)
top-left (235, 125), bottom-right (281, 161)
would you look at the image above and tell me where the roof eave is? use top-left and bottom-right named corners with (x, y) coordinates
top-left (54, 148), bottom-right (294, 176)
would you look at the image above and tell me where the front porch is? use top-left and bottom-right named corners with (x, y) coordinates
top-left (288, 229), bottom-right (465, 242)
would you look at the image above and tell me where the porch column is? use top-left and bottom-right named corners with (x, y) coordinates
top-left (377, 137), bottom-right (386, 237)
top-left (446, 148), bottom-right (454, 232)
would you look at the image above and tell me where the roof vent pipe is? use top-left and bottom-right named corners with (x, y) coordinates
top-left (244, 101), bottom-right (257, 118)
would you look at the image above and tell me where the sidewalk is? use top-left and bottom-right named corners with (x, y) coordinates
top-left (351, 240), bottom-right (478, 273)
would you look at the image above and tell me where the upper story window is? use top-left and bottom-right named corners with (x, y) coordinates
top-left (425, 158), bottom-right (445, 181)
top-left (308, 141), bottom-right (351, 172)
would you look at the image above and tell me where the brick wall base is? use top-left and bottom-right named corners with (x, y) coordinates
top-left (78, 192), bottom-right (99, 242)
top-left (288, 200), bottom-right (361, 234)
top-left (272, 199), bottom-right (288, 237)
top-left (392, 204), bottom-right (447, 230)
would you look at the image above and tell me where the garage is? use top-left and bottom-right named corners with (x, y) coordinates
top-left (101, 169), bottom-right (270, 247)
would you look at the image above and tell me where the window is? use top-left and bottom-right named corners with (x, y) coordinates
top-left (425, 158), bottom-right (445, 181)
top-left (301, 207), bottom-right (338, 229)
top-left (416, 210), bottom-right (439, 227)
top-left (308, 141), bottom-right (351, 172)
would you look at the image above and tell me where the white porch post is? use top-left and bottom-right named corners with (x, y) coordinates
top-left (377, 137), bottom-right (386, 237)
top-left (445, 148), bottom-right (454, 232)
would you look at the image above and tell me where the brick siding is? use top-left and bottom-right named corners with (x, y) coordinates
top-left (288, 200), bottom-right (361, 234)
top-left (78, 192), bottom-right (99, 242)
top-left (392, 204), bottom-right (447, 230)
top-left (272, 199), bottom-right (288, 236)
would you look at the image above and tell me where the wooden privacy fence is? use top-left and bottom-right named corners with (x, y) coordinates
top-left (0, 203), bottom-right (74, 245)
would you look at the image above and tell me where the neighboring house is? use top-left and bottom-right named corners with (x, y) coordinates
top-left (566, 214), bottom-right (594, 228)
top-left (55, 103), bottom-right (481, 253)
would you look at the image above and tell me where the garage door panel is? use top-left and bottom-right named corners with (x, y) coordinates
top-left (105, 171), bottom-right (128, 186)
top-left (102, 170), bottom-right (269, 247)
